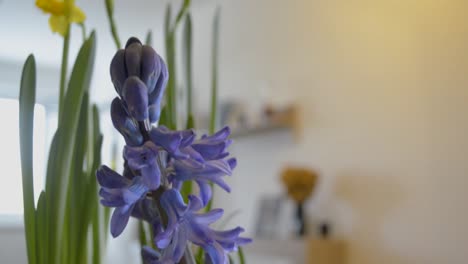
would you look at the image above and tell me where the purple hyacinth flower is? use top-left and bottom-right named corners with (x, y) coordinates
top-left (141, 246), bottom-right (174, 264)
top-left (124, 141), bottom-right (162, 190)
top-left (110, 97), bottom-right (143, 146)
top-left (131, 198), bottom-right (160, 223)
top-left (96, 165), bottom-right (149, 237)
top-left (155, 190), bottom-right (251, 263)
top-left (191, 126), bottom-right (232, 161)
top-left (149, 126), bottom-right (195, 160)
top-left (122, 76), bottom-right (149, 121)
top-left (170, 158), bottom-right (236, 205)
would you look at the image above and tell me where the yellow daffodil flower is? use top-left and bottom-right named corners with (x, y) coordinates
top-left (36, 0), bottom-right (86, 36)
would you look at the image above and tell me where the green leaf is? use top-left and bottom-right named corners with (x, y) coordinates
top-left (45, 31), bottom-right (96, 264)
top-left (159, 106), bottom-right (169, 127)
top-left (105, 0), bottom-right (121, 49)
top-left (179, 180), bottom-right (193, 203)
top-left (238, 246), bottom-right (246, 264)
top-left (206, 7), bottom-right (221, 212)
top-left (209, 7), bottom-right (220, 135)
top-left (19, 54), bottom-right (37, 264)
top-left (138, 220), bottom-right (148, 246)
top-left (174, 0), bottom-right (191, 30)
top-left (183, 13), bottom-right (195, 201)
top-left (43, 131), bottom-right (59, 263)
top-left (36, 191), bottom-right (46, 264)
top-left (70, 93), bottom-right (90, 264)
top-left (228, 255), bottom-right (234, 264)
top-left (145, 30), bottom-right (153, 46)
top-left (164, 4), bottom-right (174, 128)
top-left (183, 14), bottom-right (193, 119)
top-left (195, 247), bottom-right (204, 263)
top-left (91, 105), bottom-right (104, 264)
top-left (164, 4), bottom-right (172, 38)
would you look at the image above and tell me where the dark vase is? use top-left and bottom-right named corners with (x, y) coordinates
top-left (295, 202), bottom-right (306, 236)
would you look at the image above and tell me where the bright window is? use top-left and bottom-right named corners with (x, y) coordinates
top-left (0, 98), bottom-right (46, 216)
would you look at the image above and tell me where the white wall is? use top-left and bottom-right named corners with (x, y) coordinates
top-left (209, 1), bottom-right (468, 264)
top-left (1, 0), bottom-right (468, 263)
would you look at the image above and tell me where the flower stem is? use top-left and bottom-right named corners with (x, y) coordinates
top-left (179, 246), bottom-right (196, 264)
top-left (105, 0), bottom-right (122, 49)
top-left (80, 23), bottom-right (87, 42)
top-left (59, 25), bottom-right (71, 122)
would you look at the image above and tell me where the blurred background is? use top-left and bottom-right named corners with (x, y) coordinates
top-left (1, 0), bottom-right (468, 263)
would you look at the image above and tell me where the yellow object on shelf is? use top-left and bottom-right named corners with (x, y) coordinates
top-left (281, 167), bottom-right (318, 204)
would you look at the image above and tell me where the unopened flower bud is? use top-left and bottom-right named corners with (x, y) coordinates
top-left (110, 49), bottom-right (127, 95)
top-left (110, 97), bottom-right (143, 146)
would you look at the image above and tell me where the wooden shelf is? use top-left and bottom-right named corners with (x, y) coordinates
top-left (230, 104), bottom-right (301, 140)
top-left (231, 124), bottom-right (290, 138)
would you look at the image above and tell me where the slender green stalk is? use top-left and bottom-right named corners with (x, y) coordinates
top-left (105, 0), bottom-right (121, 49)
top-left (174, 0), bottom-right (191, 27)
top-left (145, 30), bottom-right (153, 46)
top-left (183, 14), bottom-right (193, 118)
top-left (206, 7), bottom-right (221, 212)
top-left (238, 246), bottom-right (246, 264)
top-left (209, 7), bottom-right (220, 134)
top-left (59, 26), bottom-right (70, 121)
top-left (80, 23), bottom-right (87, 42)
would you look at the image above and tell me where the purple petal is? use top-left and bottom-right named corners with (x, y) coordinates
top-left (122, 76), bottom-right (149, 121)
top-left (148, 101), bottom-right (162, 124)
top-left (125, 41), bottom-right (142, 77)
top-left (110, 97), bottom-right (143, 146)
top-left (96, 165), bottom-right (129, 188)
top-left (110, 204), bottom-right (135, 237)
top-left (125, 37), bottom-right (142, 48)
top-left (205, 243), bottom-right (226, 264)
top-left (191, 141), bottom-right (228, 161)
top-left (227, 158), bottom-right (237, 170)
top-left (149, 55), bottom-right (168, 106)
top-left (124, 142), bottom-right (158, 170)
top-left (155, 230), bottom-right (173, 249)
top-left (235, 237), bottom-right (253, 246)
top-left (194, 209), bottom-right (224, 225)
top-left (142, 246), bottom-right (160, 262)
top-left (196, 180), bottom-right (212, 206)
top-left (187, 195), bottom-right (204, 212)
top-left (172, 227), bottom-right (188, 262)
top-left (201, 126), bottom-right (231, 141)
top-left (160, 189), bottom-right (187, 215)
top-left (149, 127), bottom-right (188, 159)
top-left (110, 49), bottom-right (127, 95)
top-left (140, 163), bottom-right (161, 190)
top-left (141, 45), bottom-right (161, 94)
top-left (99, 189), bottom-right (126, 207)
top-left (205, 160), bottom-right (233, 176)
top-left (123, 178), bottom-right (149, 203)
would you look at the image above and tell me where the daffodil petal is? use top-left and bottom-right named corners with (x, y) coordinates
top-left (71, 6), bottom-right (86, 23)
top-left (49, 15), bottom-right (68, 36)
